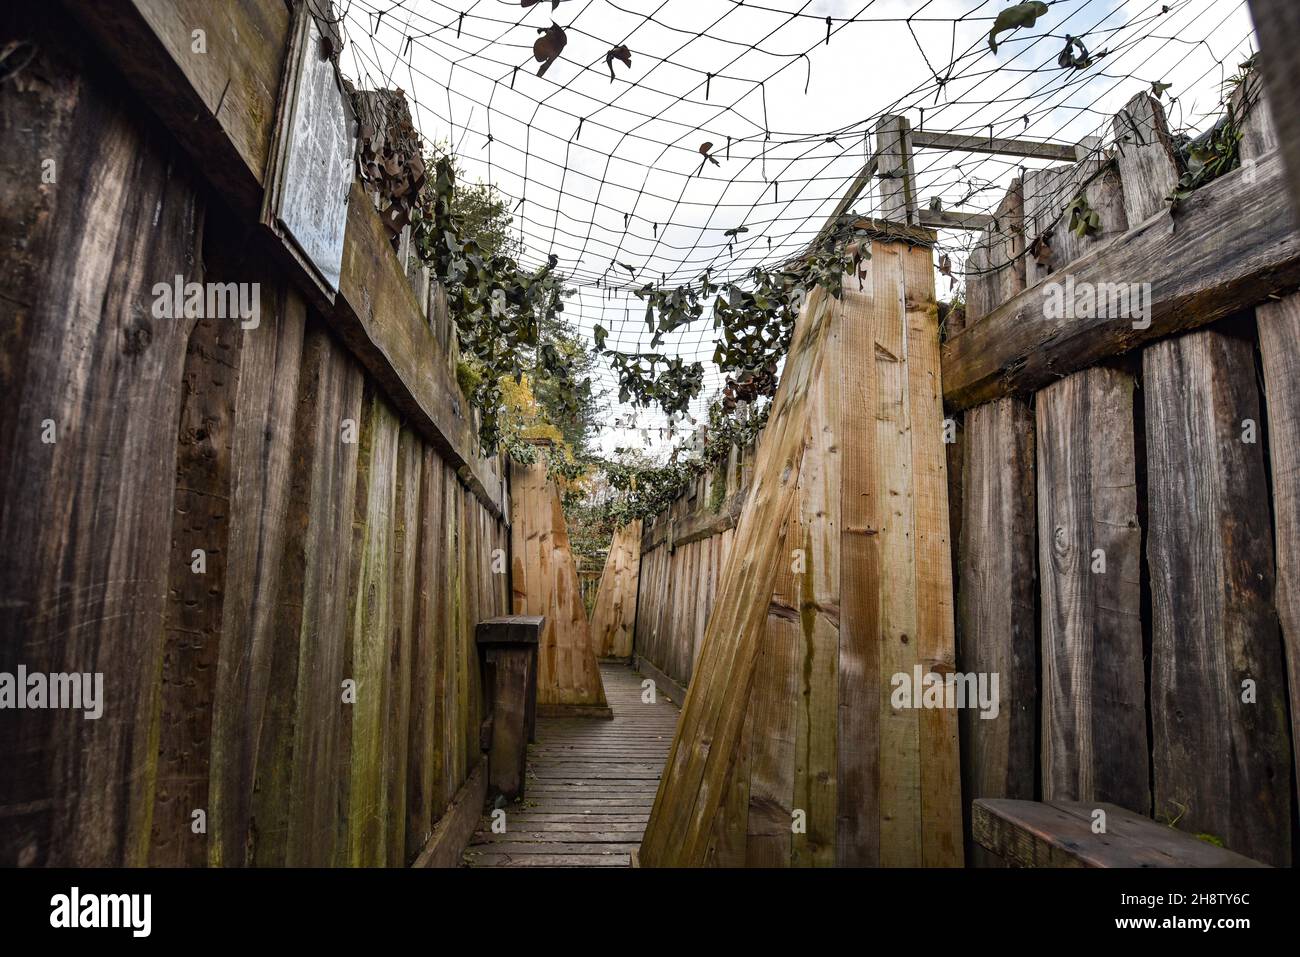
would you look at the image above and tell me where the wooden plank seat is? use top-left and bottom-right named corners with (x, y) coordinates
top-left (972, 799), bottom-right (1268, 868)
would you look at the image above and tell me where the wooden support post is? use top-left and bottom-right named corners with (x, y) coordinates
top-left (874, 115), bottom-right (917, 225)
top-left (476, 616), bottom-right (543, 803)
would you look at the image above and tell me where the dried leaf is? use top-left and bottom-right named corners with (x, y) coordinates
top-left (988, 2), bottom-right (1049, 54)
top-left (533, 22), bottom-right (567, 78)
top-left (699, 142), bottom-right (720, 167)
top-left (606, 44), bottom-right (632, 83)
top-left (1030, 231), bottom-right (1054, 268)
top-left (1151, 80), bottom-right (1173, 99)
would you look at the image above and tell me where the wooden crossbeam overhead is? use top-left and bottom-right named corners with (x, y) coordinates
top-left (912, 129), bottom-right (1083, 162)
top-left (918, 208), bottom-right (994, 231)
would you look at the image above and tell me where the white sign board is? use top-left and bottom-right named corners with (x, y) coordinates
top-left (270, 12), bottom-right (354, 296)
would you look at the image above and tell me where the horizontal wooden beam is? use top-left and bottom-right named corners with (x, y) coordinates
top-left (65, 0), bottom-right (506, 518)
top-left (913, 129), bottom-right (1082, 163)
top-left (919, 208), bottom-right (994, 231)
top-left (942, 148), bottom-right (1300, 410)
top-left (411, 761), bottom-right (487, 868)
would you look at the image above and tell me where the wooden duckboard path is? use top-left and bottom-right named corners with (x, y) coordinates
top-left (464, 663), bottom-right (679, 867)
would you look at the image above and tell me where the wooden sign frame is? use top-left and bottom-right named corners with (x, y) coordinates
top-left (261, 0), bottom-right (355, 302)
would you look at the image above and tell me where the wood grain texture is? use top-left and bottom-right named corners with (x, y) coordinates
top-left (208, 276), bottom-right (306, 867)
top-left (1257, 294), bottom-right (1300, 833)
top-left (510, 459), bottom-right (607, 710)
top-left (0, 13), bottom-right (203, 865)
top-left (1111, 93), bottom-right (1181, 224)
top-left (973, 799), bottom-right (1268, 868)
top-left (957, 399), bottom-right (1038, 830)
top-left (1143, 328), bottom-right (1291, 865)
top-left (1036, 368), bottom-right (1148, 813)
top-left (590, 520), bottom-right (643, 659)
top-left (943, 149), bottom-right (1300, 410)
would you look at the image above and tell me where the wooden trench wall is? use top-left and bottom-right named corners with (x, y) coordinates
top-left (635, 78), bottom-right (1300, 867)
top-left (947, 78), bottom-right (1296, 867)
top-left (0, 3), bottom-right (510, 867)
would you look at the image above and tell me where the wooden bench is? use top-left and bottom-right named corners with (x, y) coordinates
top-left (972, 799), bottom-right (1268, 868)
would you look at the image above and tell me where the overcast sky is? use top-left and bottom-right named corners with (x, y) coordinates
top-left (340, 0), bottom-right (1257, 457)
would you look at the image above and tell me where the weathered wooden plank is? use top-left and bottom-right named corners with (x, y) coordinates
top-left (1144, 328), bottom-right (1291, 865)
top-left (406, 447), bottom-right (446, 863)
top-left (413, 761), bottom-right (488, 868)
top-left (1247, 3), bottom-right (1300, 210)
top-left (209, 277), bottom-right (306, 867)
top-left (1036, 367), bottom-right (1148, 812)
top-left (874, 115), bottom-right (917, 225)
top-left (974, 799), bottom-right (1269, 868)
top-left (943, 149), bottom-right (1300, 409)
top-left (1111, 93), bottom-right (1181, 223)
top-left (912, 129), bottom-right (1081, 162)
top-left (964, 178), bottom-right (1025, 325)
top-left (0, 13), bottom-right (204, 864)
top-left (387, 428), bottom-right (421, 865)
top-left (1257, 294), bottom-right (1300, 827)
top-left (957, 399), bottom-right (1038, 842)
top-left (285, 329), bottom-right (364, 867)
top-left (151, 313), bottom-right (241, 867)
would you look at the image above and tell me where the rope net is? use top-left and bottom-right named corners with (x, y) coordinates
top-left (334, 0), bottom-right (1259, 456)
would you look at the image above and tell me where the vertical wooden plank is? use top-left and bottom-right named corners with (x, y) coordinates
top-left (0, 18), bottom-right (203, 863)
top-left (1258, 295), bottom-right (1300, 829)
top-left (151, 312), bottom-right (241, 867)
top-left (874, 114), bottom-right (916, 225)
top-left (406, 445), bottom-right (445, 862)
top-left (873, 243), bottom-right (922, 866)
top-left (958, 399), bottom-right (1038, 852)
top-left (904, 244), bottom-right (963, 867)
top-left (1112, 93), bottom-right (1181, 223)
top-left (387, 428), bottom-right (421, 865)
top-left (837, 241), bottom-right (882, 869)
top-left (791, 307), bottom-right (840, 868)
top-left (287, 333), bottom-right (363, 867)
top-left (1144, 328), bottom-right (1291, 865)
top-left (344, 392), bottom-right (400, 867)
top-left (1036, 367), bottom-right (1149, 812)
top-left (209, 278), bottom-right (306, 867)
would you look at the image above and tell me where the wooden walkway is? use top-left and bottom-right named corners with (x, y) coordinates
top-left (464, 662), bottom-right (680, 867)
